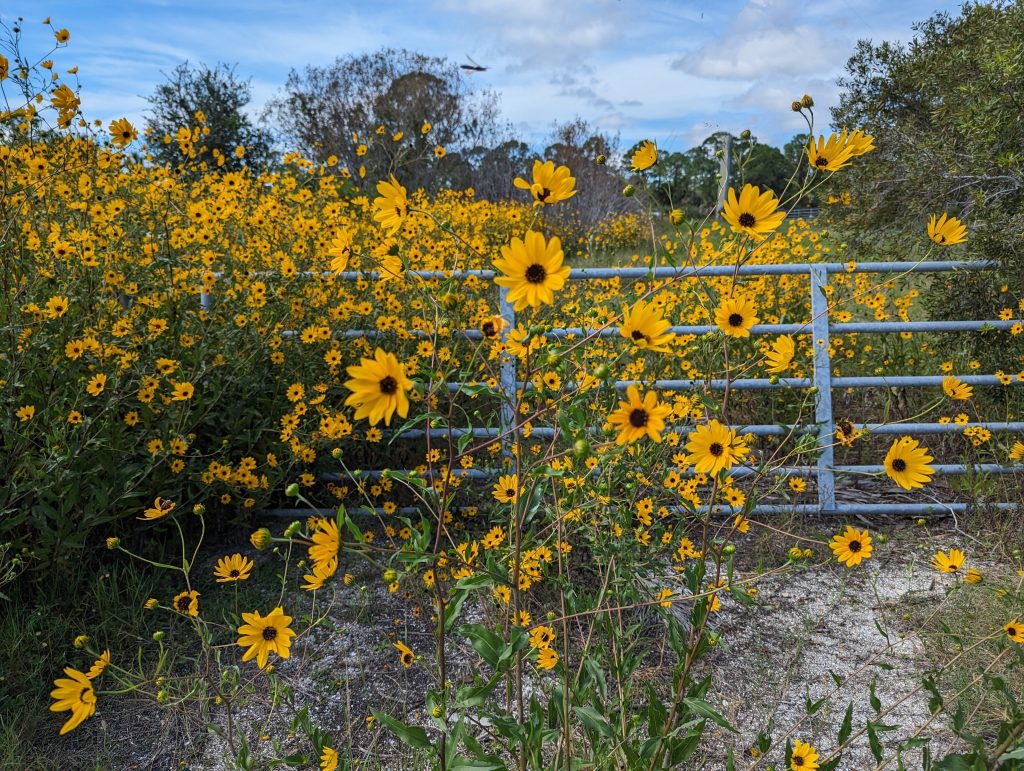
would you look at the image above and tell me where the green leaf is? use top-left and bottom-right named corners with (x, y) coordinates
top-left (459, 624), bottom-right (504, 669)
top-left (869, 677), bottom-right (882, 714)
top-left (838, 702), bottom-right (854, 746)
top-left (447, 758), bottom-right (506, 771)
top-left (680, 698), bottom-right (736, 732)
top-left (805, 690), bottom-right (828, 715)
top-left (370, 710), bottom-right (433, 750)
top-left (573, 705), bottom-right (617, 740)
top-left (867, 721), bottom-right (884, 763)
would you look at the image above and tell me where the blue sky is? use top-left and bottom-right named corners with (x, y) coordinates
top-left (13, 0), bottom-right (959, 152)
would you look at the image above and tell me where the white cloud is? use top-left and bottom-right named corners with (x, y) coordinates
top-left (672, 0), bottom-right (850, 80)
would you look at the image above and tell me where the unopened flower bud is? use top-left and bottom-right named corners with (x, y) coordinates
top-left (383, 569), bottom-right (398, 583)
top-left (622, 184), bottom-right (635, 197)
top-left (105, 537), bottom-right (120, 550)
top-left (430, 706), bottom-right (443, 718)
top-left (791, 101), bottom-right (803, 112)
top-left (331, 447), bottom-right (343, 459)
top-left (285, 482), bottom-right (300, 497)
top-left (595, 154), bottom-right (606, 165)
top-left (153, 630), bottom-right (165, 642)
top-left (740, 129), bottom-right (751, 140)
top-left (668, 209), bottom-right (684, 226)
top-left (193, 503), bottom-right (205, 516)
top-left (73, 635), bottom-right (89, 649)
top-left (157, 689), bottom-right (169, 703)
top-left (801, 94), bottom-right (814, 108)
top-left (284, 520), bottom-right (302, 538)
top-left (250, 527), bottom-right (271, 549)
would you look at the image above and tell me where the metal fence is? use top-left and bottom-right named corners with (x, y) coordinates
top-left (241, 259), bottom-right (1023, 518)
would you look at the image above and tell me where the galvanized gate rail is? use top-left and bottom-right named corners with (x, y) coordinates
top-left (219, 259), bottom-right (1022, 517)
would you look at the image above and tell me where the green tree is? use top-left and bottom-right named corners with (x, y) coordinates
top-left (145, 62), bottom-right (274, 171)
top-left (263, 48), bottom-right (501, 193)
top-left (829, 1), bottom-right (1024, 348)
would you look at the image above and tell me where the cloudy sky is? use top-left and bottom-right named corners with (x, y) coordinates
top-left (15, 0), bottom-right (958, 152)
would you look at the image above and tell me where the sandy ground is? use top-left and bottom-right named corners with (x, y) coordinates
top-left (45, 527), bottom-right (1007, 770)
top-left (702, 542), bottom-right (966, 770)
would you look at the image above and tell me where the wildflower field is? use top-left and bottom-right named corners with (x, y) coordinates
top-left (3, 10), bottom-right (1024, 771)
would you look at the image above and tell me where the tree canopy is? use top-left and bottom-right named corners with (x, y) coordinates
top-left (828, 0), bottom-right (1024, 346)
top-left (145, 62), bottom-right (273, 171)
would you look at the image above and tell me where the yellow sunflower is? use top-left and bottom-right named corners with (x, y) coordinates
top-left (139, 496), bottom-right (176, 521)
top-left (213, 553), bottom-right (254, 583)
top-left (371, 175), bottom-right (408, 235)
top-left (619, 298), bottom-right (675, 352)
top-left (237, 606), bottom-right (296, 668)
top-left (883, 436), bottom-right (935, 490)
top-left (790, 738), bottom-right (820, 770)
top-left (806, 132), bottom-right (855, 172)
top-left (1010, 440), bottom-right (1024, 462)
top-left (513, 159), bottom-right (576, 206)
top-left (492, 474), bottom-right (521, 504)
top-left (1005, 619), bottom-right (1024, 644)
top-left (394, 640), bottom-right (415, 668)
top-left (840, 128), bottom-right (875, 158)
top-left (320, 746), bottom-right (339, 771)
top-left (308, 518), bottom-right (341, 566)
top-left (172, 589), bottom-right (200, 617)
top-left (721, 184), bottom-right (785, 237)
top-left (343, 348), bottom-right (413, 426)
top-left (829, 526), bottom-right (873, 568)
top-left (85, 649), bottom-right (110, 679)
top-left (536, 647), bottom-right (559, 670)
top-left (108, 117), bottom-right (137, 149)
top-left (928, 213), bottom-right (967, 245)
top-left (302, 556), bottom-right (338, 591)
top-left (931, 548), bottom-right (965, 574)
top-left (684, 420), bottom-right (748, 476)
top-left (630, 140), bottom-right (658, 171)
top-left (942, 375), bottom-right (972, 400)
top-left (764, 335), bottom-right (795, 373)
top-left (607, 386), bottom-right (672, 445)
top-left (493, 231), bottom-right (570, 311)
top-left (49, 667), bottom-right (97, 735)
top-left (715, 295), bottom-right (760, 338)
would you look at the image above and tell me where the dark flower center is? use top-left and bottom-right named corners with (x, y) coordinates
top-left (892, 458), bottom-right (907, 472)
top-left (537, 187), bottom-right (551, 202)
top-left (794, 758), bottom-right (805, 767)
top-left (229, 569), bottom-right (240, 577)
top-left (849, 539), bottom-right (862, 553)
top-left (262, 626), bottom-right (278, 641)
top-left (379, 375), bottom-right (398, 395)
top-left (176, 597), bottom-right (191, 611)
top-left (814, 155), bottom-right (829, 168)
top-left (631, 330), bottom-right (647, 341)
top-left (482, 321), bottom-right (496, 337)
top-left (728, 313), bottom-right (744, 327)
top-left (709, 442), bottom-right (724, 457)
top-left (525, 264), bottom-right (547, 284)
top-left (629, 408), bottom-right (648, 428)
top-left (1009, 626), bottom-right (1018, 636)
top-left (738, 212), bottom-right (756, 227)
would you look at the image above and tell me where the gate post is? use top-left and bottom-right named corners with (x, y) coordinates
top-left (809, 265), bottom-right (836, 512)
